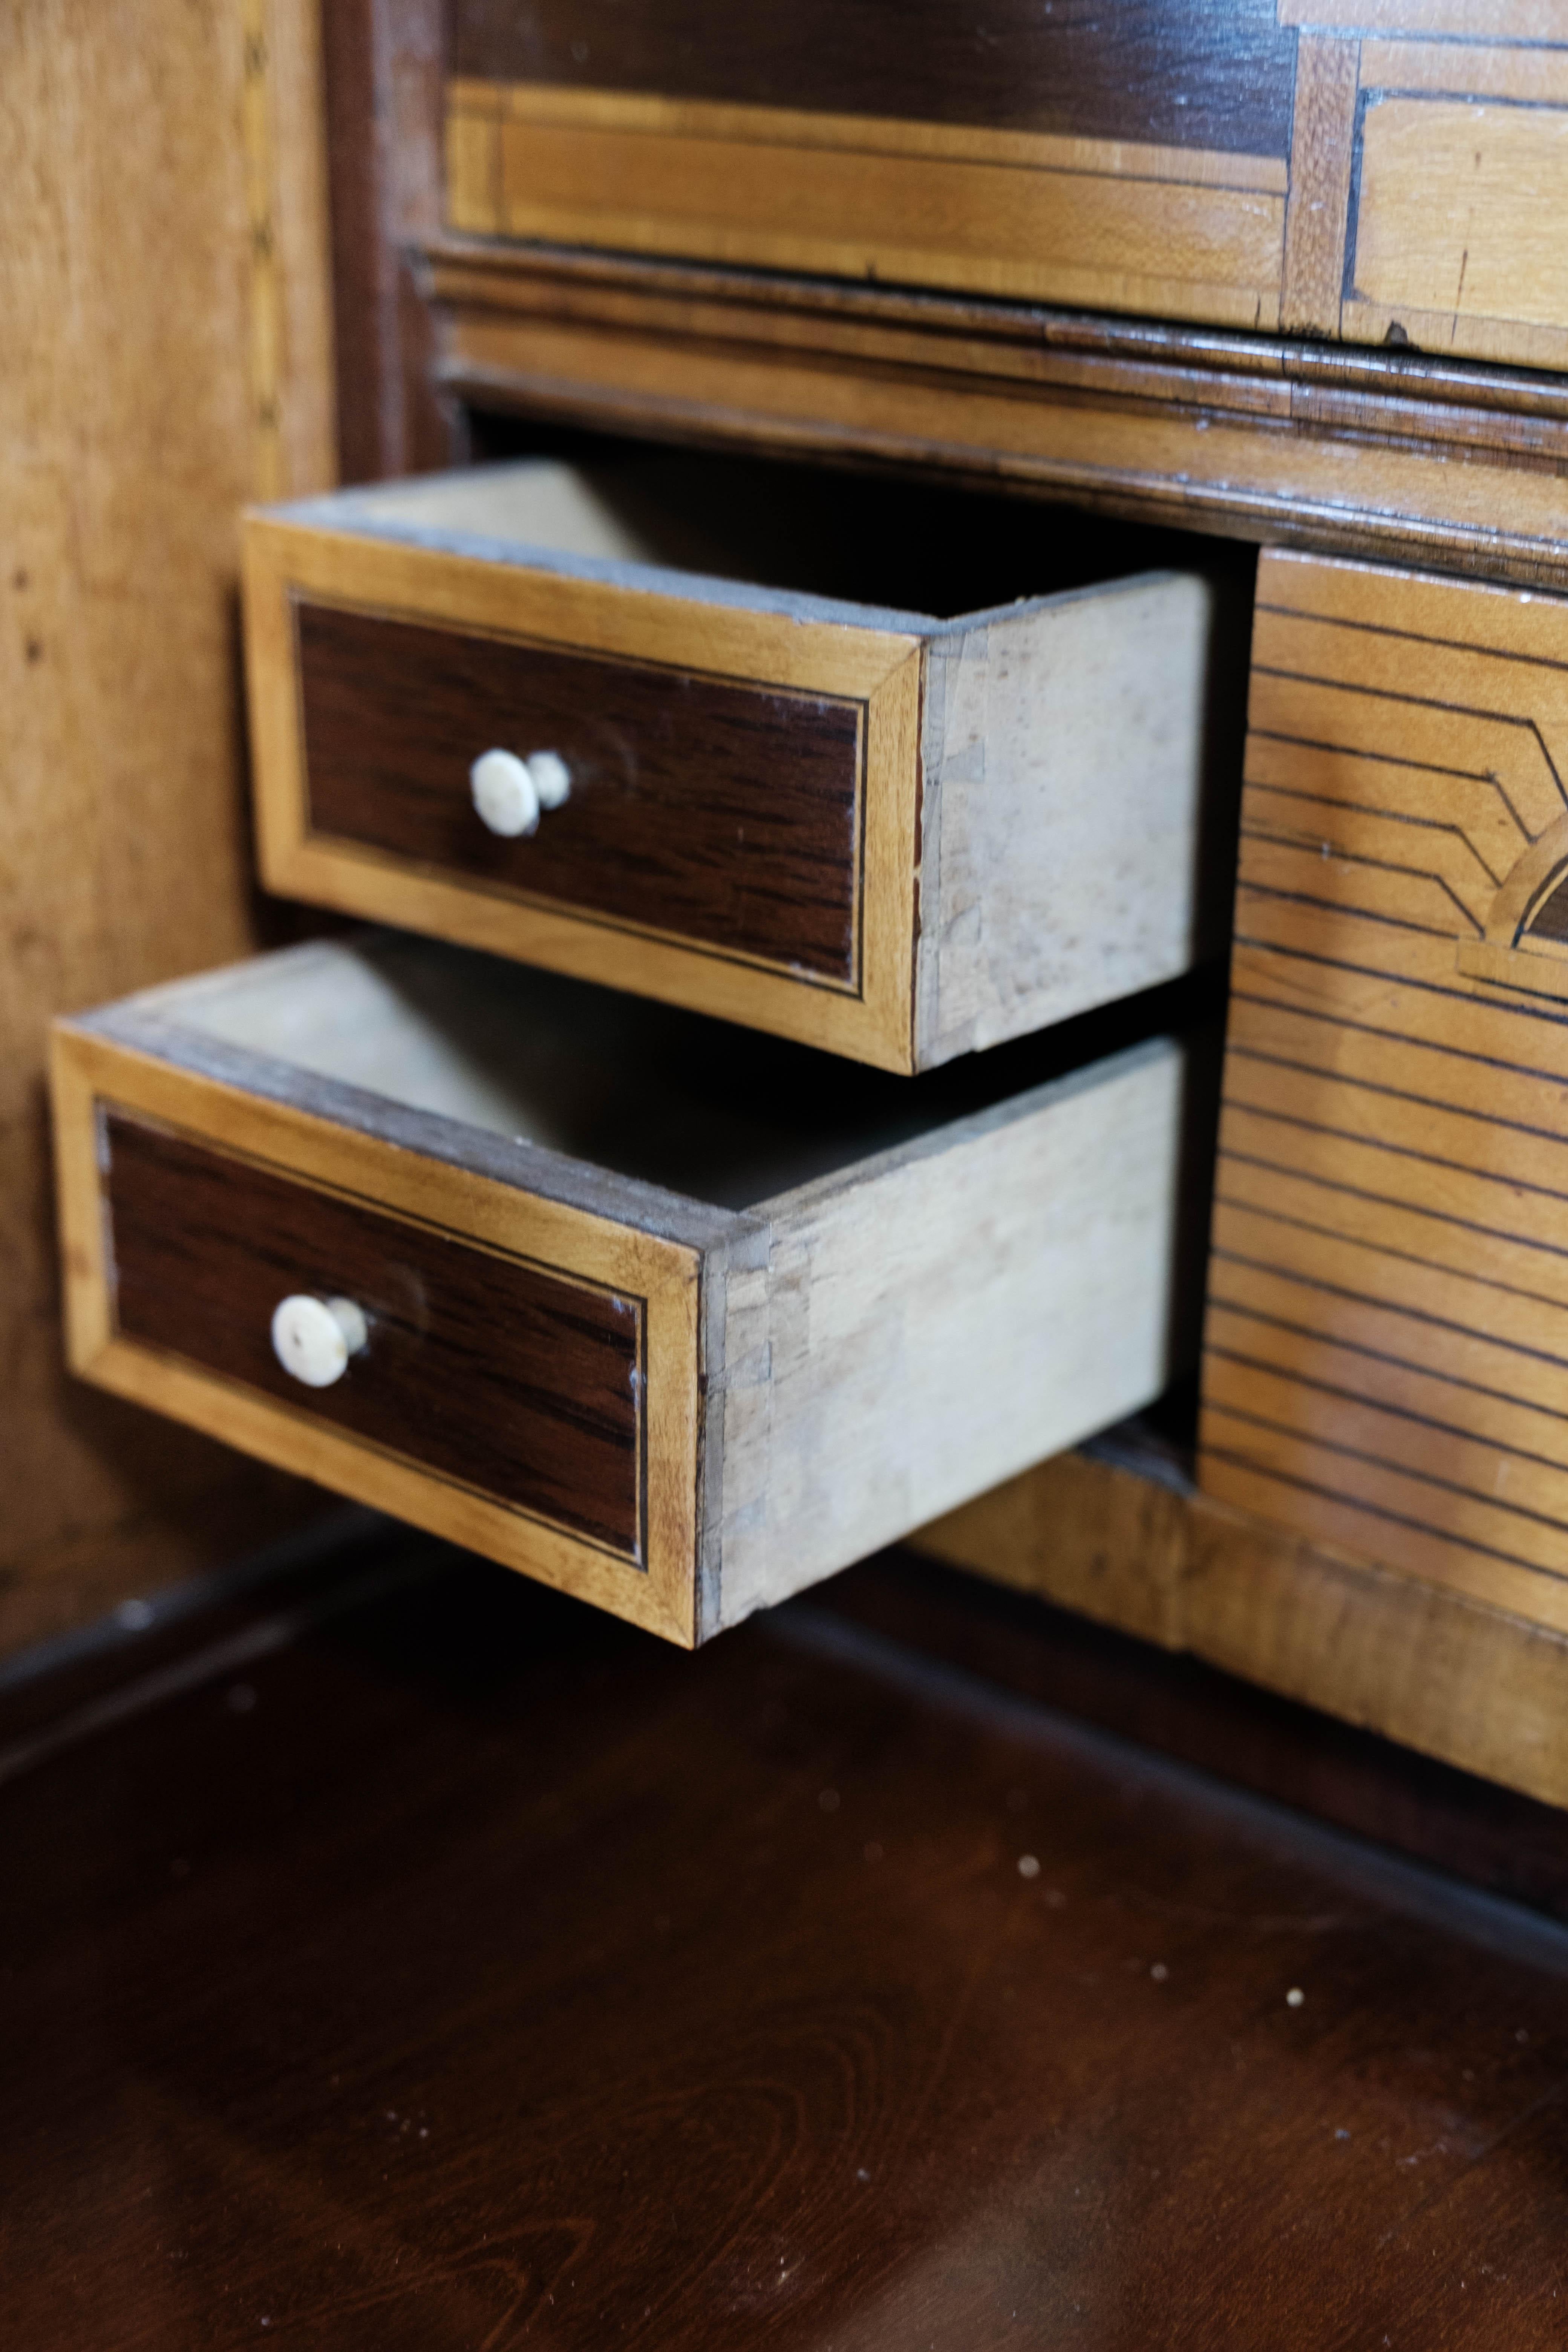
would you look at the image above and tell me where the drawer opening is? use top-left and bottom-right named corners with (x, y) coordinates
top-left (321, 438), bottom-right (1252, 626)
top-left (140, 929), bottom-right (1222, 1222)
top-left (250, 436), bottom-right (1250, 1072)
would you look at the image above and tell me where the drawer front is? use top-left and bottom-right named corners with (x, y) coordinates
top-left (106, 1113), bottom-right (643, 1561)
top-left (52, 1015), bottom-right (707, 1645)
top-left (298, 599), bottom-right (863, 985)
top-left (246, 516), bottom-right (922, 1072)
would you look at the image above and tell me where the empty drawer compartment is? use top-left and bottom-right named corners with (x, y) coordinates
top-left (243, 452), bottom-right (1243, 1073)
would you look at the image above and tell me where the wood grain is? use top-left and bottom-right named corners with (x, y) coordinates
top-left (0, 0), bottom-right (336, 1658)
top-left (424, 240), bottom-right (1568, 591)
top-left (1350, 93), bottom-right (1568, 369)
top-left (448, 0), bottom-right (1300, 155)
top-left (1279, 31), bottom-right (1358, 338)
top-left (11, 1529), bottom-right (1568, 2347)
top-left (297, 596), bottom-right (864, 985)
top-left (448, 80), bottom-right (1288, 329)
top-left (439, 12), bottom-right (1568, 375)
top-left (708, 1029), bottom-right (1211, 1627)
top-left (105, 1113), bottom-right (645, 1560)
top-left (916, 1433), bottom-right (1568, 1810)
top-left (319, 0), bottom-right (454, 482)
top-left (1197, 548), bottom-right (1568, 1632)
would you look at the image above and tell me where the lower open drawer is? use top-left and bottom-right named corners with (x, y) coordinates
top-left (52, 933), bottom-right (1211, 1644)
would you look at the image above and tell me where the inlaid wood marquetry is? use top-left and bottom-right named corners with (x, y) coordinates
top-left (1199, 547), bottom-right (1568, 1632)
top-left (442, 0), bottom-right (1568, 378)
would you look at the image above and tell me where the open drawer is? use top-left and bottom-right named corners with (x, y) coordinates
top-left (243, 451), bottom-right (1244, 1074)
top-left (53, 933), bottom-right (1214, 1645)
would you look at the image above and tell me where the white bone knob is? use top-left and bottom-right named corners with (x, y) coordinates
top-left (470, 748), bottom-right (539, 838)
top-left (528, 749), bottom-right (571, 810)
top-left (271, 1294), bottom-right (368, 1389)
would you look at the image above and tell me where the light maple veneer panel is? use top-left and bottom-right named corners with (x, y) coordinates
top-left (914, 1441), bottom-right (1568, 1810)
top-left (1199, 547), bottom-right (1568, 1634)
top-left (243, 456), bottom-right (1239, 1072)
top-left (52, 933), bottom-right (1203, 1644)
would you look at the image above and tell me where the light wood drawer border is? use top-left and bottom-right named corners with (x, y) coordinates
top-left (243, 514), bottom-right (924, 1073)
top-left (51, 1018), bottom-right (707, 1646)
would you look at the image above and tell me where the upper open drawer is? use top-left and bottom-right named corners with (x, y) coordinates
top-left (52, 933), bottom-right (1213, 1646)
top-left (243, 452), bottom-right (1243, 1074)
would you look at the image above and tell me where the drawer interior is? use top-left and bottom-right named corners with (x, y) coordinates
top-left (317, 441), bottom-right (1240, 623)
top-left (150, 929), bottom-right (1216, 1217)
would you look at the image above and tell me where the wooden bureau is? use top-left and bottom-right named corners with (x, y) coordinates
top-left (51, 0), bottom-right (1568, 1795)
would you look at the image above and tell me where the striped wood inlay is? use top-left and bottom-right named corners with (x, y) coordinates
top-left (1200, 548), bottom-right (1568, 1630)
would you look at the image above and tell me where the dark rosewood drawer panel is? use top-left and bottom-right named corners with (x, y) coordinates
top-left (105, 1113), bottom-right (643, 1560)
top-left (297, 599), bottom-right (862, 985)
top-left (53, 933), bottom-right (1207, 1644)
top-left (245, 454), bottom-right (1240, 1073)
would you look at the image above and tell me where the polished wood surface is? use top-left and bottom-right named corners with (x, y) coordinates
top-left (7, 1527), bottom-right (1568, 2347)
top-left (297, 595), bottom-right (865, 985)
top-left (106, 1113), bottom-right (645, 1560)
top-left (1198, 550), bottom-right (1568, 1631)
top-left (0, 0), bottom-right (337, 1657)
top-left (449, 0), bottom-right (1298, 150)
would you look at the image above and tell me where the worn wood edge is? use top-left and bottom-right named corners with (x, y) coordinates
top-left (243, 514), bottom-right (921, 1070)
top-left (913, 579), bottom-right (1234, 1067)
top-left (421, 245), bottom-right (1568, 591)
top-left (422, 233), bottom-right (1568, 421)
top-left (49, 1015), bottom-right (708, 1647)
top-left (913, 1445), bottom-right (1568, 1810)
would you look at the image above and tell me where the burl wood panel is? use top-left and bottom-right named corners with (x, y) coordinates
top-left (9, 1538), bottom-right (1568, 2348)
top-left (105, 1113), bottom-right (643, 1560)
top-left (297, 598), bottom-right (863, 984)
top-left (1199, 548), bottom-right (1568, 1635)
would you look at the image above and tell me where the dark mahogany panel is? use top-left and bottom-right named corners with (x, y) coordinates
top-left (104, 1114), bottom-right (643, 1559)
top-left (450, 0), bottom-right (1297, 157)
top-left (297, 600), bottom-right (863, 985)
top-left (8, 1537), bottom-right (1568, 2347)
